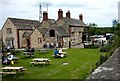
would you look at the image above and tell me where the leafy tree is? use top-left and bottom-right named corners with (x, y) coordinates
top-left (89, 23), bottom-right (97, 27)
top-left (88, 23), bottom-right (98, 35)
top-left (88, 23), bottom-right (115, 36)
top-left (116, 24), bottom-right (120, 47)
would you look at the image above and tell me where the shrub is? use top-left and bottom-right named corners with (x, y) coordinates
top-left (99, 54), bottom-right (108, 65)
top-left (99, 45), bottom-right (112, 52)
top-left (96, 61), bottom-right (100, 68)
top-left (85, 45), bottom-right (99, 48)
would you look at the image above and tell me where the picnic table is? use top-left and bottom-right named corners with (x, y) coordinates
top-left (59, 52), bottom-right (67, 55)
top-left (36, 49), bottom-right (48, 54)
top-left (2, 57), bottom-right (19, 65)
top-left (22, 47), bottom-right (35, 57)
top-left (53, 51), bottom-right (67, 58)
top-left (0, 66), bottom-right (26, 78)
top-left (30, 58), bottom-right (51, 67)
top-left (23, 52), bottom-right (34, 57)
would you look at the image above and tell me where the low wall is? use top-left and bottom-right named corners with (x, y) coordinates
top-left (85, 47), bottom-right (120, 81)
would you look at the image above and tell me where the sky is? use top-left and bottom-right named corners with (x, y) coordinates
top-left (0, 0), bottom-right (119, 29)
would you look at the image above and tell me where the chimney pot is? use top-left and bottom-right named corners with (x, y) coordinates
top-left (79, 14), bottom-right (83, 21)
top-left (66, 10), bottom-right (71, 18)
top-left (43, 11), bottom-right (48, 21)
top-left (58, 9), bottom-right (63, 19)
top-left (59, 9), bottom-right (62, 11)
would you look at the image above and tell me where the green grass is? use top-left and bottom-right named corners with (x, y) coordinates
top-left (2, 48), bottom-right (106, 80)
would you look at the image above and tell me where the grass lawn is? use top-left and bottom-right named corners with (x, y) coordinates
top-left (2, 48), bottom-right (106, 80)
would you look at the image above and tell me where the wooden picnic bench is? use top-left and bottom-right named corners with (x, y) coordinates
top-left (30, 58), bottom-right (51, 67)
top-left (0, 72), bottom-right (17, 78)
top-left (23, 52), bottom-right (34, 57)
top-left (3, 57), bottom-right (19, 65)
top-left (0, 72), bottom-right (17, 75)
top-left (1, 66), bottom-right (27, 78)
top-left (36, 49), bottom-right (48, 54)
top-left (30, 62), bottom-right (46, 67)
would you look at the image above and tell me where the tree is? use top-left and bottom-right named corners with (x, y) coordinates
top-left (88, 23), bottom-right (98, 35)
top-left (89, 23), bottom-right (97, 27)
top-left (116, 24), bottom-right (120, 47)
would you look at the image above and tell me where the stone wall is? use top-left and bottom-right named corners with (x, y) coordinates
top-left (85, 47), bottom-right (120, 81)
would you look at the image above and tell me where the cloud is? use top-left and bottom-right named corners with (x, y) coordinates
top-left (0, 0), bottom-right (119, 28)
top-left (109, 4), bottom-right (118, 8)
top-left (0, 0), bottom-right (12, 4)
top-left (18, 10), bottom-right (30, 14)
top-left (55, 3), bottom-right (86, 8)
top-left (31, 1), bottom-right (53, 8)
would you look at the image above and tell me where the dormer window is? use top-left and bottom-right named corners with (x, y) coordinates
top-left (7, 28), bottom-right (12, 35)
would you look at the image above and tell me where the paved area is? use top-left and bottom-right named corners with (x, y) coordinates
top-left (85, 47), bottom-right (120, 81)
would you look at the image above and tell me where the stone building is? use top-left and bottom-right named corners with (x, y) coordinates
top-left (1, 18), bottom-right (40, 48)
top-left (40, 11), bottom-right (55, 29)
top-left (56, 9), bottom-right (86, 47)
top-left (30, 28), bottom-right (48, 48)
top-left (44, 25), bottom-right (70, 48)
top-left (39, 10), bottom-right (70, 47)
top-left (1, 9), bottom-right (87, 49)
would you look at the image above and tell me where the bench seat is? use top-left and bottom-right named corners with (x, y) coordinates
top-left (30, 62), bottom-right (47, 67)
top-left (30, 62), bottom-right (46, 64)
top-left (22, 69), bottom-right (27, 71)
top-left (0, 72), bottom-right (16, 74)
top-left (0, 72), bottom-right (17, 78)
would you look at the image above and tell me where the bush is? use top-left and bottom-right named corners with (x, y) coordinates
top-left (85, 45), bottom-right (99, 48)
top-left (99, 45), bottom-right (112, 52)
top-left (99, 54), bottom-right (108, 65)
top-left (96, 61), bottom-right (100, 68)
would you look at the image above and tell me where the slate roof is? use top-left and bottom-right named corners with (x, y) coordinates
top-left (62, 17), bottom-right (87, 27)
top-left (38, 28), bottom-right (48, 36)
top-left (22, 31), bottom-right (33, 37)
top-left (5, 37), bottom-right (14, 40)
top-left (47, 19), bottom-right (56, 25)
top-left (8, 17), bottom-right (40, 30)
top-left (53, 26), bottom-right (70, 37)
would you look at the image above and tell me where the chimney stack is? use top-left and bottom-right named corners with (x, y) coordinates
top-left (66, 10), bottom-right (71, 18)
top-left (79, 14), bottom-right (83, 21)
top-left (43, 11), bottom-right (48, 21)
top-left (58, 9), bottom-right (63, 19)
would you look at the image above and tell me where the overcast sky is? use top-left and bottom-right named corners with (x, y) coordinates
top-left (0, 0), bottom-right (119, 29)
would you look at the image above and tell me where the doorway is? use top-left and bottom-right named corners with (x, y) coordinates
top-left (27, 39), bottom-right (30, 47)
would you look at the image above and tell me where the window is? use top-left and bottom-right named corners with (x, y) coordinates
top-left (71, 36), bottom-right (77, 43)
top-left (79, 31), bottom-right (83, 37)
top-left (38, 38), bottom-right (42, 44)
top-left (74, 37), bottom-right (77, 42)
top-left (71, 28), bottom-right (74, 31)
top-left (63, 38), bottom-right (67, 42)
top-left (50, 30), bottom-right (55, 37)
top-left (71, 32), bottom-right (75, 34)
top-left (7, 28), bottom-right (12, 35)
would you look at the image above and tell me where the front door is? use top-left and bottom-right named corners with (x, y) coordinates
top-left (27, 39), bottom-right (30, 47)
